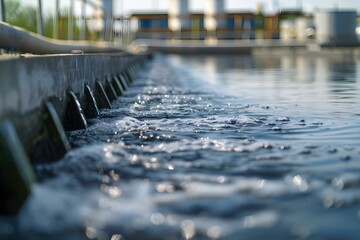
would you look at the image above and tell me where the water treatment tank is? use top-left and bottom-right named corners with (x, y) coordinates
top-left (169, 0), bottom-right (190, 31)
top-left (315, 11), bottom-right (358, 46)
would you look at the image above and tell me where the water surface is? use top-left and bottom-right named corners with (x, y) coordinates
top-left (3, 53), bottom-right (360, 239)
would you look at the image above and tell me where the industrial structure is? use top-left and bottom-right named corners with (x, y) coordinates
top-left (129, 0), bottom-right (359, 47)
top-left (1, 0), bottom-right (359, 45)
top-left (315, 11), bottom-right (358, 46)
top-left (130, 0), bottom-right (304, 41)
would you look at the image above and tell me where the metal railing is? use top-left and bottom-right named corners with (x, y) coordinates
top-left (0, 0), bottom-right (131, 46)
top-left (0, 0), bottom-right (5, 22)
top-left (132, 29), bottom-right (281, 41)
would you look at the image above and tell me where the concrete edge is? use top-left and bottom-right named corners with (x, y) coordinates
top-left (0, 52), bottom-right (151, 214)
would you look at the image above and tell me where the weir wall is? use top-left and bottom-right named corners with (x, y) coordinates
top-left (0, 53), bottom-right (150, 214)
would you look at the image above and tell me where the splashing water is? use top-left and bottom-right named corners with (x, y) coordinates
top-left (3, 54), bottom-right (360, 240)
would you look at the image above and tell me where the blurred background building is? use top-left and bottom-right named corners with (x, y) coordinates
top-left (130, 0), bottom-right (310, 41)
top-left (0, 0), bottom-right (359, 45)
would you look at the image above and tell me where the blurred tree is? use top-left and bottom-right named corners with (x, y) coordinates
top-left (4, 0), bottom-right (87, 40)
top-left (5, 0), bottom-right (37, 33)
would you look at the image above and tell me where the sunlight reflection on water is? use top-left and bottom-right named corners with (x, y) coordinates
top-left (4, 54), bottom-right (360, 240)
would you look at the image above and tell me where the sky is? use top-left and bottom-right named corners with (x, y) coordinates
top-left (19, 0), bottom-right (360, 16)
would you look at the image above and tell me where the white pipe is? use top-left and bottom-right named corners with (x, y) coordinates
top-left (0, 22), bottom-right (127, 54)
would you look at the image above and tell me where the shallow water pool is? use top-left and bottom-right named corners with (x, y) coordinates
top-left (3, 53), bottom-right (360, 239)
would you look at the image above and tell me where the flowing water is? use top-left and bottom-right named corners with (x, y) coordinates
top-left (2, 53), bottom-right (360, 239)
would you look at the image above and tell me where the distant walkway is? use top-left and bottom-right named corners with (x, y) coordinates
top-left (129, 39), bottom-right (315, 54)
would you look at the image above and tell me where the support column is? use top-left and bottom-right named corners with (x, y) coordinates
top-left (53, 0), bottom-right (59, 39)
top-left (103, 0), bottom-right (113, 41)
top-left (68, 0), bottom-right (74, 40)
top-left (0, 0), bottom-right (6, 22)
top-left (205, 0), bottom-right (226, 40)
top-left (168, 0), bottom-right (190, 39)
top-left (80, 0), bottom-right (86, 40)
top-left (37, 0), bottom-right (44, 36)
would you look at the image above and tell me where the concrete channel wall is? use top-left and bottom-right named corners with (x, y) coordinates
top-left (0, 53), bottom-right (150, 214)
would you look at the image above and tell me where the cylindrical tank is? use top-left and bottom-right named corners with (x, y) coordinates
top-left (296, 17), bottom-right (314, 40)
top-left (168, 0), bottom-right (190, 31)
top-left (315, 11), bottom-right (358, 46)
top-left (204, 0), bottom-right (225, 31)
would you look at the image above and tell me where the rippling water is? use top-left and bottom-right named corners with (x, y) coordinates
top-left (3, 54), bottom-right (360, 239)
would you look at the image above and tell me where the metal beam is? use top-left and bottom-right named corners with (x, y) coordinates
top-left (37, 0), bottom-right (44, 35)
top-left (53, 0), bottom-right (59, 39)
top-left (0, 0), bottom-right (6, 22)
top-left (68, 0), bottom-right (74, 40)
top-left (80, 0), bottom-right (86, 40)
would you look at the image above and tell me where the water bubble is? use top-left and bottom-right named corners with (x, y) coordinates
top-left (292, 175), bottom-right (309, 192)
top-left (276, 116), bottom-right (290, 122)
top-left (86, 226), bottom-right (97, 239)
top-left (332, 174), bottom-right (360, 190)
top-left (279, 145), bottom-right (291, 150)
top-left (144, 161), bottom-right (159, 169)
top-left (207, 226), bottom-right (222, 239)
top-left (272, 126), bottom-right (282, 132)
top-left (110, 170), bottom-right (120, 181)
top-left (217, 176), bottom-right (227, 184)
top-left (108, 186), bottom-right (121, 198)
top-left (156, 182), bottom-right (175, 193)
top-left (264, 143), bottom-right (273, 149)
top-left (181, 219), bottom-right (195, 240)
top-left (130, 155), bottom-right (139, 164)
top-left (167, 164), bottom-right (175, 171)
top-left (150, 212), bottom-right (165, 225)
top-left (100, 184), bottom-right (121, 198)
